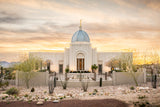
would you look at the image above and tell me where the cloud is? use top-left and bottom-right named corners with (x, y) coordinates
top-left (0, 10), bottom-right (23, 24)
top-left (0, 0), bottom-right (160, 62)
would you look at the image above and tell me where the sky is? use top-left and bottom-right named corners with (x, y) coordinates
top-left (0, 0), bottom-right (160, 62)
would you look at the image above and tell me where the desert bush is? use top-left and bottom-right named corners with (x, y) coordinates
top-left (130, 86), bottom-right (135, 90)
top-left (81, 80), bottom-right (88, 92)
top-left (24, 94), bottom-right (28, 97)
top-left (61, 81), bottom-right (67, 89)
top-left (93, 89), bottom-right (98, 93)
top-left (4, 81), bottom-right (9, 86)
top-left (6, 87), bottom-right (19, 95)
top-left (31, 87), bottom-right (35, 92)
top-left (0, 81), bottom-right (9, 90)
top-left (138, 95), bottom-right (146, 99)
top-left (14, 56), bottom-right (42, 89)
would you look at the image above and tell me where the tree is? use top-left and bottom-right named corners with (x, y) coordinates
top-left (15, 56), bottom-right (42, 89)
top-left (121, 53), bottom-right (139, 86)
top-left (106, 58), bottom-right (122, 71)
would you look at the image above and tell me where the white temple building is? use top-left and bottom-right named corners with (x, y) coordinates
top-left (30, 22), bottom-right (132, 74)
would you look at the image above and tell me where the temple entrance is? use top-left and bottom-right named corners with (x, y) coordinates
top-left (77, 58), bottom-right (84, 70)
top-left (76, 53), bottom-right (85, 70)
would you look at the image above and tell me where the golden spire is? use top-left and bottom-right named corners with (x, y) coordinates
top-left (79, 19), bottom-right (82, 30)
top-left (80, 19), bottom-right (82, 27)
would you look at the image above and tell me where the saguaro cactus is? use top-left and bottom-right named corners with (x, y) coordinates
top-left (48, 74), bottom-right (54, 94)
top-left (153, 74), bottom-right (157, 88)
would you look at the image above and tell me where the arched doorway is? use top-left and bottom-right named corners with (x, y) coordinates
top-left (76, 53), bottom-right (85, 70)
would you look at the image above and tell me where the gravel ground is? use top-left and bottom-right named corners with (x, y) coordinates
top-left (0, 83), bottom-right (160, 106)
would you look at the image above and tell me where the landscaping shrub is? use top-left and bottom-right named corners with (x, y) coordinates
top-left (61, 81), bottom-right (67, 89)
top-left (6, 87), bottom-right (19, 95)
top-left (130, 86), bottom-right (135, 90)
top-left (4, 81), bottom-right (9, 86)
top-left (24, 94), bottom-right (28, 97)
top-left (93, 89), bottom-right (98, 93)
top-left (138, 95), bottom-right (146, 99)
top-left (31, 87), bottom-right (35, 92)
top-left (0, 81), bottom-right (9, 89)
top-left (38, 69), bottom-right (47, 72)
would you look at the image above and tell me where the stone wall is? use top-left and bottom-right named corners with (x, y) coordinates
top-left (112, 71), bottom-right (146, 85)
top-left (56, 80), bottom-right (113, 87)
top-left (2, 80), bottom-right (15, 85)
top-left (15, 71), bottom-right (146, 87)
top-left (16, 71), bottom-right (49, 87)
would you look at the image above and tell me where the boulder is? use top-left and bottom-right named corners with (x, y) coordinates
top-left (38, 99), bottom-right (44, 102)
top-left (36, 101), bottom-right (43, 105)
top-left (0, 94), bottom-right (9, 98)
top-left (57, 94), bottom-right (64, 97)
top-left (53, 100), bottom-right (59, 103)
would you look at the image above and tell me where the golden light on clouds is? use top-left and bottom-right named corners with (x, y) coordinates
top-left (0, 0), bottom-right (160, 62)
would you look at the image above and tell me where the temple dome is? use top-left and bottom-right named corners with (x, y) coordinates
top-left (71, 29), bottom-right (90, 42)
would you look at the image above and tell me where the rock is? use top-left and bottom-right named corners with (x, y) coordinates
top-left (66, 96), bottom-right (70, 98)
top-left (0, 94), bottom-right (9, 98)
top-left (37, 101), bottom-right (43, 105)
top-left (38, 99), bottom-right (44, 101)
top-left (53, 100), bottom-right (59, 103)
top-left (137, 87), bottom-right (149, 90)
top-left (58, 94), bottom-right (64, 97)
top-left (79, 93), bottom-right (83, 96)
top-left (118, 87), bottom-right (123, 90)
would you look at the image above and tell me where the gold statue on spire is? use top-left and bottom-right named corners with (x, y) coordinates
top-left (79, 19), bottom-right (82, 30)
top-left (80, 19), bottom-right (82, 27)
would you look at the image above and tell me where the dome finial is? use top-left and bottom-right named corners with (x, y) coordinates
top-left (79, 19), bottom-right (82, 30)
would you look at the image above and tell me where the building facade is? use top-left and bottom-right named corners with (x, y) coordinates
top-left (30, 23), bottom-right (132, 73)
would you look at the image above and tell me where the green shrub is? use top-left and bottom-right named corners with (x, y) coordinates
top-left (38, 70), bottom-right (47, 72)
top-left (31, 88), bottom-right (35, 92)
top-left (60, 97), bottom-right (63, 100)
top-left (44, 98), bottom-right (48, 101)
top-left (0, 81), bottom-right (3, 88)
top-left (2, 97), bottom-right (5, 100)
top-left (138, 95), bottom-right (146, 99)
top-left (65, 66), bottom-right (69, 73)
top-left (0, 81), bottom-right (9, 88)
top-left (24, 94), bottom-right (28, 97)
top-left (4, 81), bottom-right (9, 86)
top-left (115, 70), bottom-right (123, 72)
top-left (6, 87), bottom-right (19, 95)
top-left (93, 89), bottom-right (98, 93)
top-left (130, 86), bottom-right (135, 90)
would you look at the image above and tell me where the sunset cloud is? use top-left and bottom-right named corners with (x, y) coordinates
top-left (0, 0), bottom-right (160, 61)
